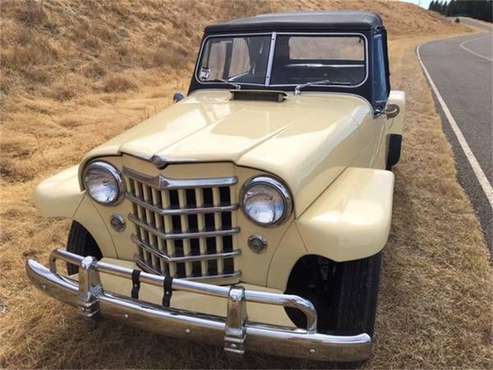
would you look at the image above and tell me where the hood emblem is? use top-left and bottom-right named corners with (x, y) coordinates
top-left (151, 155), bottom-right (168, 169)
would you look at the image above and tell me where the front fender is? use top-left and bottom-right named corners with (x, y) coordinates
top-left (33, 165), bottom-right (117, 258)
top-left (296, 167), bottom-right (394, 262)
top-left (34, 165), bottom-right (83, 218)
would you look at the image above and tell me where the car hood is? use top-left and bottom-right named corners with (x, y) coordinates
top-left (84, 89), bottom-right (375, 214)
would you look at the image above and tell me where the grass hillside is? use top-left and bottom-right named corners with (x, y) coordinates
top-left (1, 1), bottom-right (491, 369)
top-left (0, 0), bottom-right (463, 101)
top-left (0, 0), bottom-right (467, 182)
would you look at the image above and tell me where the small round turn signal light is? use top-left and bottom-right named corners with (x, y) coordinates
top-left (248, 234), bottom-right (267, 253)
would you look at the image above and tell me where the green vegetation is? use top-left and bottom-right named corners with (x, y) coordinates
top-left (429, 0), bottom-right (493, 22)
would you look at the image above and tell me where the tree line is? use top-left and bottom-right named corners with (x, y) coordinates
top-left (429, 0), bottom-right (493, 22)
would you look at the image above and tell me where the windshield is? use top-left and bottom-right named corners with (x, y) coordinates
top-left (197, 34), bottom-right (367, 88)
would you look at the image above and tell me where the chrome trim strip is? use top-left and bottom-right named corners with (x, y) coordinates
top-left (264, 32), bottom-right (277, 85)
top-left (132, 234), bottom-right (241, 263)
top-left (135, 258), bottom-right (162, 275)
top-left (123, 167), bottom-right (238, 190)
top-left (26, 250), bottom-right (372, 362)
top-left (126, 193), bottom-right (239, 215)
top-left (139, 264), bottom-right (234, 284)
top-left (128, 214), bottom-right (240, 240)
top-left (136, 258), bottom-right (241, 283)
top-left (184, 270), bottom-right (241, 282)
top-left (286, 63), bottom-right (365, 68)
top-left (135, 258), bottom-right (241, 284)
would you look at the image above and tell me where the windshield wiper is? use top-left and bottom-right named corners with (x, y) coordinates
top-left (207, 78), bottom-right (242, 90)
top-left (294, 79), bottom-right (351, 95)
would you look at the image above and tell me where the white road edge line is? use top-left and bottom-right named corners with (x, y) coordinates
top-left (416, 44), bottom-right (493, 209)
top-left (459, 35), bottom-right (493, 62)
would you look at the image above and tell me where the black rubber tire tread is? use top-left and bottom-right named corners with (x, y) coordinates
top-left (66, 221), bottom-right (102, 275)
top-left (386, 134), bottom-right (402, 170)
top-left (285, 252), bottom-right (382, 337)
top-left (329, 252), bottom-right (382, 336)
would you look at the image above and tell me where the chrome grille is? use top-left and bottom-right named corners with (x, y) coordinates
top-left (123, 167), bottom-right (241, 281)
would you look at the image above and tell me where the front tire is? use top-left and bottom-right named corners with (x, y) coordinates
top-left (66, 221), bottom-right (102, 275)
top-left (285, 252), bottom-right (382, 337)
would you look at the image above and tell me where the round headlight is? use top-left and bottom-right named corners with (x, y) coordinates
top-left (83, 161), bottom-right (123, 205)
top-left (241, 176), bottom-right (293, 226)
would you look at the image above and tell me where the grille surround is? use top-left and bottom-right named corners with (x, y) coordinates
top-left (123, 167), bottom-right (241, 282)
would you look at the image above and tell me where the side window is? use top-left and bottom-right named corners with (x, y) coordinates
top-left (373, 34), bottom-right (388, 108)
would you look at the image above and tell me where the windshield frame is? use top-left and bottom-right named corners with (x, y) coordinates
top-left (194, 32), bottom-right (369, 90)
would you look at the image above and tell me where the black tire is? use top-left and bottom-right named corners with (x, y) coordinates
top-left (66, 221), bottom-right (102, 275)
top-left (285, 252), bottom-right (382, 337)
top-left (386, 134), bottom-right (402, 171)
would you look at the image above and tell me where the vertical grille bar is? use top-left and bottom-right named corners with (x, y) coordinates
top-left (151, 188), bottom-right (168, 275)
top-left (212, 187), bottom-right (224, 275)
top-left (128, 178), bottom-right (144, 262)
top-left (160, 190), bottom-right (176, 277)
top-left (178, 189), bottom-right (193, 277)
top-left (195, 188), bottom-right (209, 276)
top-left (134, 182), bottom-right (150, 265)
top-left (142, 185), bottom-right (159, 273)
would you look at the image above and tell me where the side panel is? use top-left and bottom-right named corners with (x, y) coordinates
top-left (73, 196), bottom-right (118, 258)
top-left (296, 167), bottom-right (394, 262)
top-left (385, 90), bottom-right (406, 169)
top-left (371, 112), bottom-right (391, 170)
top-left (266, 223), bottom-right (308, 291)
top-left (373, 91), bottom-right (406, 170)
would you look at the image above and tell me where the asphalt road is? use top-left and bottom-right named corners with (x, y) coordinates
top-left (419, 18), bottom-right (492, 251)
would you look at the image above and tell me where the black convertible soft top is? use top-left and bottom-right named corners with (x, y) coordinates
top-left (205, 11), bottom-right (384, 34)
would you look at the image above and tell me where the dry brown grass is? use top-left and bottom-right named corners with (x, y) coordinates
top-left (0, 0), bottom-right (491, 368)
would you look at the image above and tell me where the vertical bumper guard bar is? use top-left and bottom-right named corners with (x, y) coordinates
top-left (224, 286), bottom-right (247, 354)
top-left (77, 256), bottom-right (101, 318)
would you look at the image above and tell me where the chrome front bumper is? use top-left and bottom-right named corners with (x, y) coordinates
top-left (26, 249), bottom-right (371, 362)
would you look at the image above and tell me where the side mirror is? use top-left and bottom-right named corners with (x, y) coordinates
top-left (385, 103), bottom-right (400, 119)
top-left (173, 92), bottom-right (185, 103)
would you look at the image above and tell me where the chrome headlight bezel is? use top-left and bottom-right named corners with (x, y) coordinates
top-left (82, 161), bottom-right (124, 206)
top-left (241, 176), bottom-right (293, 227)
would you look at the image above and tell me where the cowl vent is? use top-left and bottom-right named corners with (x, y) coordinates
top-left (230, 89), bottom-right (287, 102)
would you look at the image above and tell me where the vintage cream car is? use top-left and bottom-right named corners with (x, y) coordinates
top-left (26, 12), bottom-right (405, 362)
